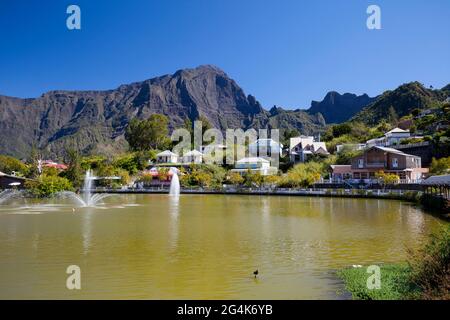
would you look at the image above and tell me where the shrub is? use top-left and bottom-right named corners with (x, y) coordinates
top-left (25, 175), bottom-right (73, 197)
top-left (430, 157), bottom-right (450, 175)
top-left (277, 162), bottom-right (322, 188)
top-left (227, 172), bottom-right (244, 185)
top-left (408, 225), bottom-right (450, 300)
top-left (244, 171), bottom-right (264, 187)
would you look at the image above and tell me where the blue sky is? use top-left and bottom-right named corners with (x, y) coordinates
top-left (0, 0), bottom-right (449, 109)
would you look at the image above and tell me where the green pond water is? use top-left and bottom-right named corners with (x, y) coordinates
top-left (0, 194), bottom-right (446, 299)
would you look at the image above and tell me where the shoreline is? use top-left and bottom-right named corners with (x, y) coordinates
top-left (92, 187), bottom-right (418, 200)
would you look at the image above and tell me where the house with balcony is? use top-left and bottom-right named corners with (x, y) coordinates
top-left (289, 136), bottom-right (329, 163)
top-left (366, 127), bottom-right (412, 148)
top-left (330, 146), bottom-right (428, 184)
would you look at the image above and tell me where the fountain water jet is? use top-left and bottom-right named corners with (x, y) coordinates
top-left (169, 167), bottom-right (180, 196)
top-left (55, 170), bottom-right (113, 207)
top-left (0, 189), bottom-right (23, 205)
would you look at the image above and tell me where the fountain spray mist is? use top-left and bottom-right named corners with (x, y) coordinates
top-left (169, 168), bottom-right (180, 196)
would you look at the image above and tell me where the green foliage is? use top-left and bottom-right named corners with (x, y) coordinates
top-left (387, 105), bottom-right (399, 125)
top-left (325, 134), bottom-right (357, 153)
top-left (0, 155), bottom-right (28, 176)
top-left (408, 225), bottom-right (450, 299)
top-left (336, 149), bottom-right (363, 165)
top-left (277, 162), bottom-right (323, 188)
top-left (338, 264), bottom-right (414, 300)
top-left (375, 171), bottom-right (400, 185)
top-left (430, 157), bottom-right (450, 175)
top-left (137, 172), bottom-right (154, 185)
top-left (352, 81), bottom-right (439, 125)
top-left (25, 175), bottom-right (73, 197)
top-left (198, 115), bottom-right (212, 133)
top-left (95, 163), bottom-right (130, 188)
top-left (281, 128), bottom-right (300, 146)
top-left (339, 226), bottom-right (450, 300)
top-left (180, 164), bottom-right (226, 188)
top-left (113, 153), bottom-right (139, 174)
top-left (80, 155), bottom-right (107, 171)
top-left (61, 148), bottom-right (83, 188)
top-left (26, 147), bottom-right (41, 178)
top-left (125, 114), bottom-right (171, 151)
top-left (227, 172), bottom-right (244, 185)
top-left (331, 123), bottom-right (352, 138)
top-left (244, 171), bottom-right (264, 187)
top-left (263, 174), bottom-right (281, 187)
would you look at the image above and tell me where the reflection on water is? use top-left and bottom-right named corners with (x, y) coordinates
top-left (168, 196), bottom-right (179, 251)
top-left (0, 194), bottom-right (446, 299)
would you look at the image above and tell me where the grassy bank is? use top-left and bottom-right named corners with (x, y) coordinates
top-left (338, 264), bottom-right (417, 300)
top-left (338, 225), bottom-right (450, 300)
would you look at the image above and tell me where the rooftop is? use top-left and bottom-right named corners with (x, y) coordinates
top-left (422, 174), bottom-right (450, 186)
top-left (156, 150), bottom-right (178, 157)
top-left (236, 157), bottom-right (270, 164)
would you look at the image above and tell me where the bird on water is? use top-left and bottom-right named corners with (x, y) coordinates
top-left (253, 269), bottom-right (259, 278)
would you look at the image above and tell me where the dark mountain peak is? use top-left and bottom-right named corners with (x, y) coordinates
top-left (308, 91), bottom-right (375, 124)
top-left (269, 105), bottom-right (285, 116)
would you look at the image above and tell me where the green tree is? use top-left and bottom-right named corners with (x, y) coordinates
top-left (25, 175), bottom-right (73, 197)
top-left (62, 148), bottom-right (84, 188)
top-left (388, 106), bottom-right (399, 125)
top-left (278, 162), bottom-right (323, 188)
top-left (331, 123), bottom-right (352, 138)
top-left (198, 115), bottom-right (212, 133)
top-left (125, 114), bottom-right (171, 151)
top-left (0, 155), bottom-right (28, 176)
top-left (375, 171), bottom-right (399, 188)
top-left (244, 171), bottom-right (264, 187)
top-left (430, 157), bottom-right (450, 175)
top-left (228, 172), bottom-right (244, 185)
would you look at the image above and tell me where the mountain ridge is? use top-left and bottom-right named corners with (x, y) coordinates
top-left (0, 65), bottom-right (324, 158)
top-left (1, 65), bottom-right (448, 159)
top-left (307, 91), bottom-right (376, 124)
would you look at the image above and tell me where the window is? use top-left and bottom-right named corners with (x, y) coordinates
top-left (358, 159), bottom-right (364, 168)
top-left (392, 158), bottom-right (398, 168)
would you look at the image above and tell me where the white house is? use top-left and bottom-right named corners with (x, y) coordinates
top-left (289, 136), bottom-right (329, 163)
top-left (156, 150), bottom-right (179, 164)
top-left (384, 128), bottom-right (411, 146)
top-left (248, 139), bottom-right (283, 159)
top-left (366, 127), bottom-right (411, 147)
top-left (230, 157), bottom-right (275, 176)
top-left (183, 150), bottom-right (203, 164)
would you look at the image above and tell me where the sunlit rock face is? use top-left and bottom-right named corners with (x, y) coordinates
top-left (0, 65), bottom-right (326, 158)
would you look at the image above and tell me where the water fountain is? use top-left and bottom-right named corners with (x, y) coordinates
top-left (0, 189), bottom-right (23, 205)
top-left (169, 167), bottom-right (180, 196)
top-left (56, 170), bottom-right (112, 207)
